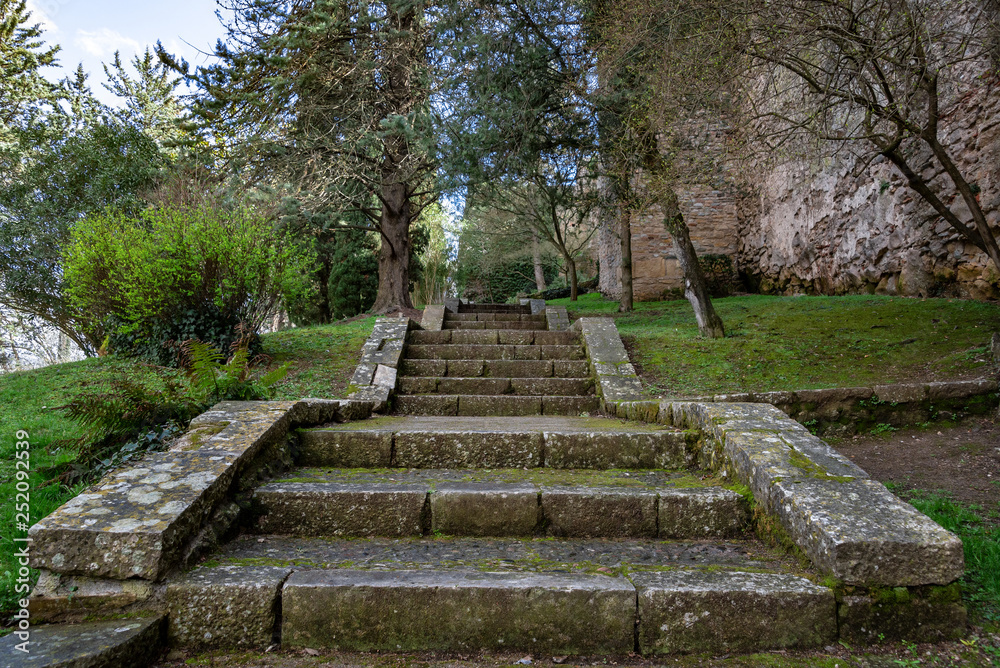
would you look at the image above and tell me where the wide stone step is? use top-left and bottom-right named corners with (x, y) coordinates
top-left (399, 359), bottom-right (591, 378)
top-left (297, 416), bottom-right (690, 469)
top-left (457, 304), bottom-right (532, 313)
top-left (445, 313), bottom-right (546, 322)
top-left (443, 321), bottom-right (545, 331)
top-left (398, 376), bottom-right (594, 397)
top-left (408, 330), bottom-right (580, 346)
top-left (170, 536), bottom-right (834, 655)
top-left (253, 469), bottom-right (748, 538)
top-left (405, 344), bottom-right (584, 361)
top-left (394, 394), bottom-right (599, 416)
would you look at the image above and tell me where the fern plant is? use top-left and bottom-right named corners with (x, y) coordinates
top-left (182, 332), bottom-right (290, 404)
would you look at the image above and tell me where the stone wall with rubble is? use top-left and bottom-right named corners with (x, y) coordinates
top-left (737, 73), bottom-right (1000, 299)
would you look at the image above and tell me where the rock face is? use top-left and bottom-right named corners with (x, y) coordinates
top-left (737, 75), bottom-right (1000, 299)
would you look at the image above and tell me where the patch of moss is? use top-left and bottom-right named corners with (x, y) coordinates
top-left (787, 448), bottom-right (855, 483)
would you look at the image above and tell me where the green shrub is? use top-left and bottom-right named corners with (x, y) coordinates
top-left (63, 204), bottom-right (314, 364)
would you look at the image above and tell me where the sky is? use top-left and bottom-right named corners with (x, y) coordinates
top-left (26, 0), bottom-right (228, 106)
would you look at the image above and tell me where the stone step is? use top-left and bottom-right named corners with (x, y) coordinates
top-left (398, 377), bottom-right (594, 397)
top-left (442, 320), bottom-right (547, 330)
top-left (408, 330), bottom-right (580, 346)
top-left (297, 416), bottom-right (690, 469)
top-left (253, 469), bottom-right (748, 539)
top-left (445, 313), bottom-right (546, 322)
top-left (394, 394), bottom-right (599, 416)
top-left (399, 359), bottom-right (591, 378)
top-left (171, 536), bottom-right (834, 655)
top-left (458, 304), bottom-right (532, 314)
top-left (405, 344), bottom-right (585, 361)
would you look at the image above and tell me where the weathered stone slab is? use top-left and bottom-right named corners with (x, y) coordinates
top-left (612, 400), bottom-right (661, 422)
top-left (287, 398), bottom-right (344, 426)
top-left (658, 488), bottom-right (748, 538)
top-left (167, 565), bottom-right (291, 648)
top-left (398, 377), bottom-right (440, 394)
top-left (451, 329), bottom-right (500, 345)
top-left (29, 450), bottom-right (239, 580)
top-left (512, 344), bottom-right (542, 360)
top-left (409, 330), bottom-right (451, 344)
top-left (431, 483), bottom-right (539, 536)
top-left (510, 378), bottom-right (592, 396)
top-left (542, 396), bottom-right (600, 415)
top-left (254, 482), bottom-right (427, 536)
top-left (281, 569), bottom-right (635, 653)
top-left (407, 344), bottom-right (516, 360)
top-left (394, 395), bottom-right (459, 416)
top-left (446, 360), bottom-right (486, 377)
top-left (541, 486), bottom-right (657, 537)
top-left (438, 377), bottom-right (512, 395)
top-left (544, 430), bottom-right (687, 469)
top-left (874, 383), bottom-right (927, 403)
top-left (400, 359), bottom-right (447, 376)
top-left (573, 317), bottom-right (646, 403)
top-left (175, 400), bottom-right (295, 456)
top-left (538, 345), bottom-right (585, 360)
top-left (545, 305), bottom-right (570, 331)
top-left (443, 320), bottom-right (486, 329)
top-left (28, 570), bottom-right (156, 623)
top-left (297, 429), bottom-right (393, 468)
top-left (498, 330), bottom-right (534, 345)
top-left (420, 305), bottom-right (446, 331)
top-left (926, 378), bottom-right (998, 400)
top-left (394, 430), bottom-right (543, 468)
top-left (373, 364), bottom-right (397, 391)
top-left (534, 331), bottom-right (579, 346)
top-left (459, 395), bottom-right (542, 416)
top-left (552, 360), bottom-right (592, 378)
top-left (486, 360), bottom-right (553, 377)
top-left (634, 570), bottom-right (836, 654)
top-left (769, 477), bottom-right (964, 586)
top-left (0, 616), bottom-right (163, 668)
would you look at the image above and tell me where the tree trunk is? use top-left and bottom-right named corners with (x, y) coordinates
top-left (532, 231), bottom-right (547, 292)
top-left (663, 191), bottom-right (724, 338)
top-left (316, 259), bottom-right (333, 323)
top-left (619, 203), bottom-right (634, 312)
top-left (371, 181), bottom-right (415, 314)
top-left (566, 255), bottom-right (579, 301)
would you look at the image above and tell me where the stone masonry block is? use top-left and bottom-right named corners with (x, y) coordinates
top-left (394, 431), bottom-right (543, 468)
top-left (297, 429), bottom-right (393, 468)
top-left (658, 488), bottom-right (748, 538)
top-left (431, 483), bottom-right (539, 536)
top-left (167, 565), bottom-right (291, 648)
top-left (254, 483), bottom-right (427, 536)
top-left (541, 486), bottom-right (657, 537)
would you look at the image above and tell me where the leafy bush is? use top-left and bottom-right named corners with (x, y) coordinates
top-left (63, 204), bottom-right (314, 364)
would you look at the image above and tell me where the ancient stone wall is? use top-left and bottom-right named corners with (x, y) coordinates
top-left (737, 75), bottom-right (1000, 299)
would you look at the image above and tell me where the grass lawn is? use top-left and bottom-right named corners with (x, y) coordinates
top-left (548, 293), bottom-right (1000, 397)
top-left (0, 317), bottom-right (374, 619)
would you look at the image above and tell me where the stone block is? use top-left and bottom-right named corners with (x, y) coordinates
top-left (177, 400), bottom-right (295, 456)
top-left (498, 330), bottom-right (534, 345)
top-left (431, 483), bottom-right (539, 536)
top-left (28, 570), bottom-right (156, 623)
top-left (541, 486), bottom-right (657, 537)
top-left (926, 379), bottom-right (998, 400)
top-left (539, 345), bottom-right (585, 360)
top-left (487, 360), bottom-right (553, 377)
top-left (512, 345), bottom-right (542, 360)
top-left (254, 482), bottom-right (427, 536)
top-left (288, 398), bottom-right (343, 426)
top-left (599, 375), bottom-right (647, 402)
top-left (770, 477), bottom-right (965, 586)
top-left (533, 331), bottom-right (579, 346)
top-left (394, 431), bottom-right (543, 468)
top-left (459, 395), bottom-right (542, 416)
top-left (874, 383), bottom-right (928, 404)
top-left (281, 569), bottom-right (635, 654)
top-left (634, 570), bottom-right (836, 654)
top-left (29, 450), bottom-right (239, 580)
top-left (393, 395), bottom-right (459, 416)
top-left (510, 378), bottom-right (592, 396)
top-left (297, 429), bottom-right (393, 468)
top-left (398, 377), bottom-right (440, 394)
top-left (658, 488), bottom-right (748, 538)
top-left (373, 364), bottom-right (397, 390)
top-left (0, 617), bottom-right (163, 668)
top-left (420, 305), bottom-right (446, 331)
top-left (447, 360), bottom-right (486, 377)
top-left (552, 360), bottom-right (591, 378)
top-left (167, 565), bottom-right (291, 648)
top-left (542, 396), bottom-right (600, 415)
top-left (400, 359), bottom-right (447, 376)
top-left (574, 318), bottom-right (631, 364)
top-left (409, 330), bottom-right (451, 345)
top-left (452, 329), bottom-right (500, 345)
top-left (438, 377), bottom-right (512, 395)
top-left (543, 431), bottom-right (688, 469)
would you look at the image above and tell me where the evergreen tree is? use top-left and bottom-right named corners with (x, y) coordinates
top-left (103, 47), bottom-right (187, 148)
top-left (159, 0), bottom-right (436, 313)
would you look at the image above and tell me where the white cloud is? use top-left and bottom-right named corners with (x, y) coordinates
top-left (73, 28), bottom-right (142, 59)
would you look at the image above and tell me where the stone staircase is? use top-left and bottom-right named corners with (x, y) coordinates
top-left (394, 303), bottom-right (600, 416)
top-left (218, 303), bottom-right (837, 655)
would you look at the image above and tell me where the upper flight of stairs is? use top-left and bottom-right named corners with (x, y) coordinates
top-left (394, 302), bottom-right (600, 416)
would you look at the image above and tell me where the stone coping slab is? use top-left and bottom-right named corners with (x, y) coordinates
top-left (1, 616), bottom-right (163, 668)
top-left (29, 398), bottom-right (369, 582)
top-left (281, 568), bottom-right (636, 653)
top-left (346, 316), bottom-right (415, 411)
top-left (572, 318), bottom-right (646, 403)
top-left (631, 400), bottom-right (965, 587)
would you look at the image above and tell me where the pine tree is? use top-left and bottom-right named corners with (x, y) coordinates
top-left (103, 48), bottom-right (186, 148)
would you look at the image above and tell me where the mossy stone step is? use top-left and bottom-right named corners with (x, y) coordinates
top-left (408, 330), bottom-right (580, 346)
top-left (397, 376), bottom-right (594, 397)
top-left (298, 415), bottom-right (690, 469)
top-left (169, 536), bottom-right (831, 655)
top-left (399, 359), bottom-right (591, 378)
top-left (404, 344), bottom-right (585, 361)
top-left (443, 321), bottom-right (545, 330)
top-left (393, 394), bottom-right (599, 416)
top-left (445, 313), bottom-right (546, 322)
top-left (252, 469), bottom-right (748, 538)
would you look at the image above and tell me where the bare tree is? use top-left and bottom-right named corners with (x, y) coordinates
top-left (741, 0), bottom-right (1000, 270)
